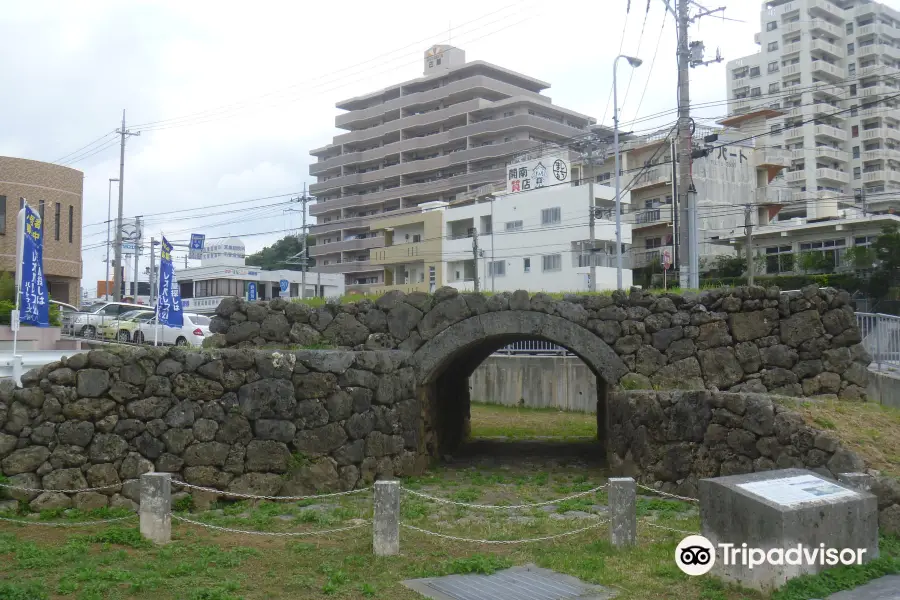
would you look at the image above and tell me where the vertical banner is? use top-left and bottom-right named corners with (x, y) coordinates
top-left (247, 282), bottom-right (257, 302)
top-left (157, 237), bottom-right (184, 327)
top-left (18, 206), bottom-right (49, 327)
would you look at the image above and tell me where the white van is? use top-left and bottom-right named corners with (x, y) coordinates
top-left (71, 301), bottom-right (149, 338)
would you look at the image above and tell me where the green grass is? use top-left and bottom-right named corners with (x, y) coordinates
top-left (469, 402), bottom-right (597, 440)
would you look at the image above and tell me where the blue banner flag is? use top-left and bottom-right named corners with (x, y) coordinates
top-left (157, 236), bottom-right (183, 328)
top-left (247, 282), bottom-right (257, 302)
top-left (19, 206), bottom-right (49, 327)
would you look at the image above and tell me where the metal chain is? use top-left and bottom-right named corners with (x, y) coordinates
top-left (636, 484), bottom-right (699, 503)
top-left (400, 519), bottom-right (609, 545)
top-left (0, 482), bottom-right (122, 494)
top-left (641, 521), bottom-right (699, 536)
top-left (401, 484), bottom-right (608, 510)
top-left (172, 514), bottom-right (371, 537)
top-left (0, 514), bottom-right (136, 527)
top-left (172, 481), bottom-right (371, 502)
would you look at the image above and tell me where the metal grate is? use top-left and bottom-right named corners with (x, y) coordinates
top-left (403, 564), bottom-right (616, 600)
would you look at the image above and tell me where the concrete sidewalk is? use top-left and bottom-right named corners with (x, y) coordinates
top-left (823, 575), bottom-right (900, 599)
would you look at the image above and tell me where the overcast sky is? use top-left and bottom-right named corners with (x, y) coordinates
top-left (0, 0), bottom-right (766, 296)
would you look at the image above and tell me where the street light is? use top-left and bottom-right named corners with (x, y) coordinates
top-left (106, 178), bottom-right (120, 300)
top-left (613, 54), bottom-right (642, 290)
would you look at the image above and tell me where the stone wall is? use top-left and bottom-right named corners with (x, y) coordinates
top-left (0, 347), bottom-right (427, 512)
top-left (607, 389), bottom-right (900, 536)
top-left (205, 285), bottom-right (871, 400)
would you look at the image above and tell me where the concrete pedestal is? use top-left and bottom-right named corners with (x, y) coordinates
top-left (699, 468), bottom-right (878, 593)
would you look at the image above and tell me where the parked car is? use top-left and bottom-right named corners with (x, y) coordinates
top-left (132, 312), bottom-right (211, 346)
top-left (71, 301), bottom-right (149, 338)
top-left (51, 300), bottom-right (79, 335)
top-left (100, 309), bottom-right (156, 342)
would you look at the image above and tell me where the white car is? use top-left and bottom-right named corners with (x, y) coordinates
top-left (71, 301), bottom-right (149, 338)
top-left (132, 312), bottom-right (211, 347)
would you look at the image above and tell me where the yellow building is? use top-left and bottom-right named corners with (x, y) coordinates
top-left (368, 204), bottom-right (444, 294)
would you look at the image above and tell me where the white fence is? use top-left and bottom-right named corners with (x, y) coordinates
top-left (493, 340), bottom-right (572, 356)
top-left (855, 312), bottom-right (900, 368)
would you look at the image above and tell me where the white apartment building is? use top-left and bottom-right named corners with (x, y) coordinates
top-left (727, 0), bottom-right (900, 221)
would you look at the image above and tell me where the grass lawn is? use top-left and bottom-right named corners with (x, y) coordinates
top-left (0, 402), bottom-right (897, 599)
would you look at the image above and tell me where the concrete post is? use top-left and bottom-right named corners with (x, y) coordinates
top-left (838, 472), bottom-right (875, 492)
top-left (609, 477), bottom-right (636, 548)
top-left (139, 472), bottom-right (171, 545)
top-left (373, 479), bottom-right (400, 556)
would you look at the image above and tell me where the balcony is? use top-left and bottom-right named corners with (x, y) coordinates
top-left (810, 39), bottom-right (843, 59)
top-left (864, 149), bottom-right (900, 163)
top-left (756, 148), bottom-right (792, 168)
top-left (810, 60), bottom-right (844, 80)
top-left (629, 165), bottom-right (672, 190)
top-left (631, 246), bottom-right (673, 269)
top-left (308, 235), bottom-right (384, 257)
top-left (858, 23), bottom-right (889, 38)
top-left (755, 187), bottom-right (794, 204)
top-left (782, 42), bottom-right (802, 55)
top-left (807, 18), bottom-right (844, 38)
top-left (310, 207), bottom-right (422, 236)
top-left (313, 259), bottom-right (373, 274)
top-left (861, 127), bottom-right (900, 143)
top-left (815, 167), bottom-right (850, 184)
top-left (632, 205), bottom-right (673, 229)
top-left (814, 146), bottom-right (849, 162)
top-left (860, 84), bottom-right (896, 99)
top-left (782, 64), bottom-right (802, 78)
top-left (814, 124), bottom-right (847, 141)
top-left (786, 170), bottom-right (806, 183)
top-left (807, 0), bottom-right (844, 22)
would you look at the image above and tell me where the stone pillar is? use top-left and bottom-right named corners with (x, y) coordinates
top-left (373, 479), bottom-right (400, 556)
top-left (609, 477), bottom-right (636, 548)
top-left (139, 472), bottom-right (171, 545)
top-left (838, 472), bottom-right (875, 492)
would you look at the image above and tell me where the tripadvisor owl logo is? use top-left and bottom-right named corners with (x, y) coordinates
top-left (675, 535), bottom-right (716, 576)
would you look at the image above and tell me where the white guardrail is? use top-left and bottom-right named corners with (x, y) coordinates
top-left (855, 312), bottom-right (900, 369)
top-left (494, 340), bottom-right (572, 356)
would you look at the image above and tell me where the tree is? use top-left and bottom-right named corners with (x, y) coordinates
top-left (712, 255), bottom-right (746, 278)
top-left (244, 234), bottom-right (314, 271)
top-left (870, 223), bottom-right (900, 299)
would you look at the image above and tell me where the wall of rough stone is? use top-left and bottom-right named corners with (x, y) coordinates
top-left (0, 347), bottom-right (427, 512)
top-left (607, 389), bottom-right (900, 536)
top-left (205, 285), bottom-right (871, 400)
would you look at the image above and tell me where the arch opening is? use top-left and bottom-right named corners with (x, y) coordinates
top-left (411, 311), bottom-right (627, 462)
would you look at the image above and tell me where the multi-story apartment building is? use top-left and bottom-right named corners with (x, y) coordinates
top-left (365, 174), bottom-right (633, 295)
top-left (727, 0), bottom-right (900, 221)
top-left (308, 45), bottom-right (604, 294)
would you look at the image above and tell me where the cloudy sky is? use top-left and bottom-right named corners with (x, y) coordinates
top-left (1, 0), bottom-right (765, 296)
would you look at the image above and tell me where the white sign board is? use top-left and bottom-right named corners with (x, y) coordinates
top-left (505, 155), bottom-right (570, 194)
top-left (737, 475), bottom-right (858, 506)
top-left (10, 309), bottom-right (20, 332)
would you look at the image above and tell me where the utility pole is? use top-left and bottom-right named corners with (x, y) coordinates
top-left (856, 187), bottom-right (868, 216)
top-left (113, 110), bottom-right (140, 302)
top-left (672, 0), bottom-right (724, 289)
top-left (587, 142), bottom-right (597, 292)
top-left (285, 185), bottom-right (314, 298)
top-left (744, 204), bottom-right (754, 286)
top-left (132, 216), bottom-right (142, 301)
top-left (472, 228), bottom-right (480, 293)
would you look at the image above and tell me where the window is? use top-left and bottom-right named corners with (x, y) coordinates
top-left (751, 87), bottom-right (762, 97)
top-left (39, 200), bottom-right (44, 221)
top-left (541, 254), bottom-right (562, 272)
top-left (768, 41), bottom-right (779, 52)
top-left (645, 237), bottom-right (662, 249)
top-left (732, 67), bottom-right (748, 80)
top-left (488, 261), bottom-right (506, 277)
top-left (749, 66), bottom-right (761, 78)
top-left (848, 42), bottom-right (855, 55)
top-left (853, 146), bottom-right (860, 159)
top-left (54, 202), bottom-right (60, 241)
top-left (412, 234), bottom-right (421, 243)
top-left (765, 245), bottom-right (794, 274)
top-left (766, 21), bottom-right (777, 31)
top-left (505, 220), bottom-right (523, 231)
top-left (854, 166), bottom-right (862, 180)
top-left (850, 84), bottom-right (857, 97)
top-left (771, 124), bottom-right (782, 134)
top-left (541, 207), bottom-right (561, 225)
top-left (0, 196), bottom-right (6, 235)
top-left (768, 61), bottom-right (779, 74)
top-left (848, 63), bottom-right (856, 76)
top-left (799, 239), bottom-right (846, 270)
top-left (596, 172), bottom-right (611, 183)
top-left (846, 22), bottom-right (854, 34)
top-left (436, 57), bottom-right (441, 65)
top-left (768, 83), bottom-right (780, 95)
top-left (851, 105), bottom-right (859, 117)
top-left (503, 111), bottom-right (514, 118)
top-left (852, 125), bottom-right (860, 138)
top-left (523, 258), bottom-right (531, 273)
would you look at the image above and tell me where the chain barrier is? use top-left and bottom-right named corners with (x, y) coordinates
top-left (172, 514), bottom-right (371, 537)
top-left (400, 519), bottom-right (609, 545)
top-left (172, 481), bottom-right (371, 502)
top-left (0, 482), bottom-right (122, 494)
top-left (0, 514), bottom-right (137, 527)
top-left (641, 520), bottom-right (699, 536)
top-left (401, 483), bottom-right (607, 510)
top-left (636, 484), bottom-right (699, 504)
